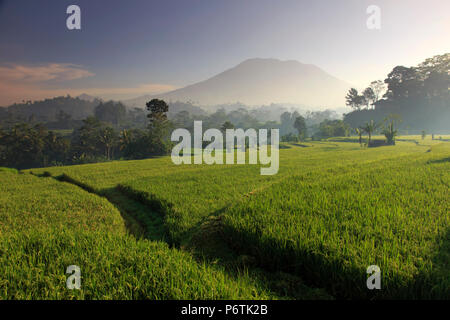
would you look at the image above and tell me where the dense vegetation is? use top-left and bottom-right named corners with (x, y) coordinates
top-left (0, 97), bottom-right (345, 169)
top-left (344, 53), bottom-right (449, 133)
top-left (2, 96), bottom-right (100, 124)
top-left (0, 100), bottom-right (174, 169)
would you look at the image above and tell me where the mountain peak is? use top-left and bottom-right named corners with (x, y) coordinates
top-left (234, 58), bottom-right (304, 68)
top-left (125, 58), bottom-right (351, 108)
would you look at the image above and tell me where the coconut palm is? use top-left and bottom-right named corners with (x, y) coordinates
top-left (382, 114), bottom-right (401, 145)
top-left (363, 120), bottom-right (378, 146)
top-left (355, 127), bottom-right (363, 146)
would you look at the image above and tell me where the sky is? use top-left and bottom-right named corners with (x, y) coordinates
top-left (0, 0), bottom-right (448, 106)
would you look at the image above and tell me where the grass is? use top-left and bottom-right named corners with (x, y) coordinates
top-left (0, 167), bottom-right (18, 174)
top-left (111, 141), bottom-right (430, 245)
top-left (4, 137), bottom-right (449, 299)
top-left (0, 172), bottom-right (280, 299)
top-left (222, 146), bottom-right (450, 299)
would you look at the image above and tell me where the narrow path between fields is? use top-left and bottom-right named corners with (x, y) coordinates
top-left (31, 171), bottom-right (333, 299)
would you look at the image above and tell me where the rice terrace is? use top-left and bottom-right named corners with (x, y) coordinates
top-left (0, 0), bottom-right (449, 305)
top-left (1, 136), bottom-right (449, 299)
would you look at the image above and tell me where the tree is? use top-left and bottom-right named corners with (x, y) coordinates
top-left (355, 127), bottom-right (363, 146)
top-left (44, 131), bottom-right (71, 165)
top-left (147, 99), bottom-right (169, 134)
top-left (0, 123), bottom-right (48, 169)
top-left (293, 116), bottom-right (307, 140)
top-left (71, 116), bottom-right (104, 159)
top-left (98, 126), bottom-right (118, 160)
top-left (281, 133), bottom-right (299, 142)
top-left (56, 110), bottom-right (72, 125)
top-left (146, 99), bottom-right (172, 156)
top-left (421, 130), bottom-right (426, 140)
top-left (172, 110), bottom-right (192, 129)
top-left (221, 121), bottom-right (235, 132)
top-left (147, 99), bottom-right (169, 121)
top-left (280, 111), bottom-right (300, 136)
top-left (345, 88), bottom-right (365, 110)
top-left (344, 53), bottom-right (449, 133)
top-left (207, 108), bottom-right (227, 128)
top-left (127, 107), bottom-right (148, 128)
top-left (0, 122), bottom-right (75, 168)
top-left (119, 129), bottom-right (151, 159)
top-left (363, 120), bottom-right (378, 146)
top-left (384, 66), bottom-right (422, 100)
top-left (369, 80), bottom-right (386, 105)
top-left (94, 101), bottom-right (127, 126)
top-left (315, 120), bottom-right (349, 139)
top-left (416, 53), bottom-right (450, 77)
top-left (382, 114), bottom-right (401, 145)
top-left (363, 87), bottom-right (376, 109)
top-left (423, 71), bottom-right (449, 98)
top-left (280, 112), bottom-right (293, 136)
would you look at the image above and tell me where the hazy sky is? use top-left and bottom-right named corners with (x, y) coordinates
top-left (0, 0), bottom-right (448, 105)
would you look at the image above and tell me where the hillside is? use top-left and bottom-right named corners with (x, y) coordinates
top-left (2, 96), bottom-right (101, 122)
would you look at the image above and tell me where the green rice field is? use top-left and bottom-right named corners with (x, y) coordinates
top-left (1, 136), bottom-right (448, 299)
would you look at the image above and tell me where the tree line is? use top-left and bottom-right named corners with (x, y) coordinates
top-left (1, 97), bottom-right (358, 169)
top-left (0, 99), bottom-right (173, 169)
top-left (344, 53), bottom-right (449, 133)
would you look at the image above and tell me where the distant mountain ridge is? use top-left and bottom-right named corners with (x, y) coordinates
top-left (124, 58), bottom-right (351, 109)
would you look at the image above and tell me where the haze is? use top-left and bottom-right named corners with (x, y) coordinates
top-left (0, 0), bottom-right (448, 107)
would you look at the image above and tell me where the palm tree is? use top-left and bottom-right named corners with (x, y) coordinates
top-left (119, 129), bottom-right (131, 152)
top-left (221, 121), bottom-right (235, 133)
top-left (99, 126), bottom-right (117, 160)
top-left (363, 120), bottom-right (378, 146)
top-left (382, 114), bottom-right (401, 145)
top-left (355, 127), bottom-right (364, 146)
